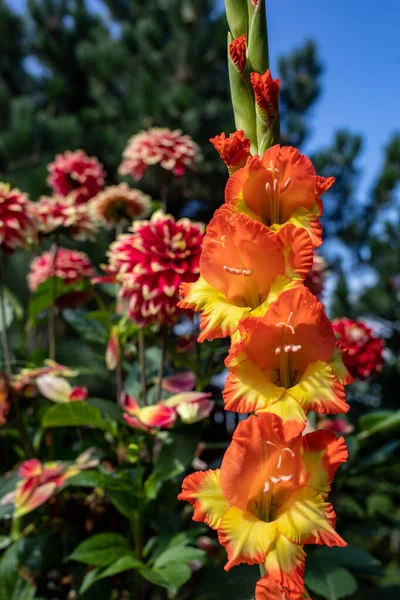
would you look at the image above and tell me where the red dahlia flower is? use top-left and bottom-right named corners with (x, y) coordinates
top-left (106, 210), bottom-right (204, 326)
top-left (28, 248), bottom-right (93, 308)
top-left (0, 183), bottom-right (37, 253)
top-left (119, 128), bottom-right (201, 181)
top-left (332, 318), bottom-right (384, 380)
top-left (47, 150), bottom-right (105, 204)
top-left (33, 195), bottom-right (96, 241)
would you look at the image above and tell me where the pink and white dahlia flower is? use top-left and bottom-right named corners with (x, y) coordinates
top-left (119, 128), bottom-right (200, 181)
top-left (33, 195), bottom-right (96, 241)
top-left (47, 150), bottom-right (105, 204)
top-left (28, 248), bottom-right (93, 308)
top-left (105, 210), bottom-right (203, 326)
top-left (0, 183), bottom-right (37, 253)
top-left (90, 183), bottom-right (151, 227)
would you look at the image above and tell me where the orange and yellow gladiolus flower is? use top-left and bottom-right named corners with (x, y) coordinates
top-left (179, 413), bottom-right (347, 597)
top-left (179, 207), bottom-right (313, 341)
top-left (224, 145), bottom-right (334, 247)
top-left (224, 286), bottom-right (352, 425)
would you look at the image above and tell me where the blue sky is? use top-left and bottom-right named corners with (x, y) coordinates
top-left (262, 0), bottom-right (400, 200)
top-left (10, 0), bottom-right (400, 200)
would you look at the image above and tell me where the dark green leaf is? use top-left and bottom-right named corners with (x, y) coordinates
top-left (29, 277), bottom-right (89, 321)
top-left (87, 397), bottom-right (124, 424)
top-left (63, 309), bottom-right (109, 344)
top-left (145, 429), bottom-right (201, 500)
top-left (0, 543), bottom-right (18, 600)
top-left (358, 411), bottom-right (400, 439)
top-left (42, 402), bottom-right (109, 430)
top-left (70, 533), bottom-right (132, 567)
top-left (305, 552), bottom-right (358, 599)
top-left (140, 562), bottom-right (192, 596)
top-left (154, 545), bottom-right (205, 568)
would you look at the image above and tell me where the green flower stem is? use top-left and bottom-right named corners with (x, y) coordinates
top-left (138, 328), bottom-right (147, 405)
top-left (0, 252), bottom-right (12, 378)
top-left (48, 240), bottom-right (59, 361)
top-left (156, 325), bottom-right (168, 403)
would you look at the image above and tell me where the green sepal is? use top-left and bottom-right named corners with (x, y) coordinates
top-left (225, 0), bottom-right (248, 38)
top-left (227, 33), bottom-right (257, 153)
top-left (246, 0), bottom-right (269, 74)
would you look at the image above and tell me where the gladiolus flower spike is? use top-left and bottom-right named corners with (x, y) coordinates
top-left (178, 9), bottom-right (351, 595)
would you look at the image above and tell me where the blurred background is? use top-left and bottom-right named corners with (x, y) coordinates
top-left (0, 1), bottom-right (399, 598)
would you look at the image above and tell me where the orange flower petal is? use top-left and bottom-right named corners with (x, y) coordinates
top-left (15, 482), bottom-right (57, 518)
top-left (256, 574), bottom-right (302, 600)
top-left (288, 361), bottom-right (349, 415)
top-left (225, 146), bottom-right (334, 229)
top-left (200, 209), bottom-right (286, 308)
top-left (220, 414), bottom-right (303, 511)
top-left (276, 487), bottom-right (346, 548)
top-left (218, 505), bottom-right (277, 570)
top-left (263, 534), bottom-right (306, 595)
top-left (178, 469), bottom-right (229, 530)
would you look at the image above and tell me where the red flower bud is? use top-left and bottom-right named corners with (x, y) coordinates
top-left (250, 70), bottom-right (280, 125)
top-left (210, 130), bottom-right (251, 175)
top-left (229, 34), bottom-right (246, 73)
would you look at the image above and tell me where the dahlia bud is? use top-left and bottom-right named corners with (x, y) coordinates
top-left (229, 34), bottom-right (246, 73)
top-left (69, 386), bottom-right (88, 402)
top-left (210, 130), bottom-right (251, 175)
top-left (224, 0), bottom-right (248, 38)
top-left (250, 70), bottom-right (280, 126)
top-left (106, 326), bottom-right (120, 371)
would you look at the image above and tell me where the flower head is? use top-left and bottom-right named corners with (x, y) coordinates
top-left (28, 248), bottom-right (93, 308)
top-left (225, 145), bottom-right (335, 247)
top-left (47, 150), bottom-right (105, 204)
top-left (162, 371), bottom-right (196, 393)
top-left (10, 360), bottom-right (76, 396)
top-left (229, 34), bottom-right (246, 73)
top-left (122, 390), bottom-right (213, 431)
top-left (36, 374), bottom-right (88, 403)
top-left (179, 207), bottom-right (313, 341)
top-left (106, 210), bottom-right (204, 326)
top-left (33, 195), bottom-right (96, 241)
top-left (179, 414), bottom-right (347, 596)
top-left (250, 70), bottom-right (280, 126)
top-left (119, 128), bottom-right (201, 181)
top-left (1, 451), bottom-right (98, 517)
top-left (332, 318), bottom-right (384, 380)
top-left (0, 183), bottom-right (37, 253)
top-left (210, 131), bottom-right (251, 175)
top-left (224, 286), bottom-right (351, 425)
top-left (90, 183), bottom-right (151, 227)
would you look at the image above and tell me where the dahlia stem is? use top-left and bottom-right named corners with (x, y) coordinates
top-left (0, 253), bottom-right (12, 379)
top-left (138, 328), bottom-right (147, 405)
top-left (48, 240), bottom-right (59, 361)
top-left (156, 325), bottom-right (169, 403)
top-left (160, 176), bottom-right (168, 213)
top-left (116, 357), bottom-right (123, 405)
